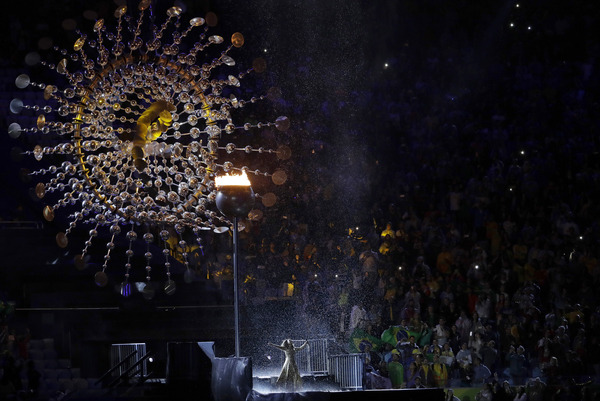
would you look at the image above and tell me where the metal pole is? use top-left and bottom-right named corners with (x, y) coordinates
top-left (233, 216), bottom-right (240, 357)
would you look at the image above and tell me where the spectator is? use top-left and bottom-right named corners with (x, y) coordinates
top-left (469, 331), bottom-right (485, 358)
top-left (445, 388), bottom-right (461, 401)
top-left (475, 382), bottom-right (493, 401)
top-left (448, 324), bottom-right (463, 352)
top-left (507, 345), bottom-right (528, 385)
top-left (412, 256), bottom-right (431, 280)
top-left (387, 350), bottom-right (404, 389)
top-left (541, 356), bottom-right (559, 385)
top-left (475, 294), bottom-right (492, 322)
top-left (494, 380), bottom-right (515, 401)
top-left (381, 342), bottom-right (395, 364)
top-left (472, 356), bottom-right (492, 385)
top-left (525, 377), bottom-right (546, 401)
top-left (410, 375), bottom-right (426, 389)
top-left (456, 342), bottom-right (473, 385)
top-left (363, 343), bottom-right (392, 389)
top-left (405, 362), bottom-right (420, 388)
top-left (513, 385), bottom-right (527, 401)
top-left (426, 338), bottom-right (442, 361)
top-left (480, 340), bottom-right (499, 374)
top-left (455, 312), bottom-right (472, 344)
top-left (349, 299), bottom-right (368, 334)
top-left (440, 342), bottom-right (456, 368)
top-left (380, 222), bottom-right (395, 240)
top-left (404, 286), bottom-right (422, 310)
top-left (415, 353), bottom-right (433, 387)
top-left (434, 317), bottom-right (450, 346)
top-left (432, 354), bottom-right (449, 388)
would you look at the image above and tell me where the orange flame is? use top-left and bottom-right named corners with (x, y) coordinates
top-left (215, 170), bottom-right (251, 187)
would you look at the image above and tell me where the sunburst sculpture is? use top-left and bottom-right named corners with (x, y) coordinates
top-left (8, 1), bottom-right (291, 296)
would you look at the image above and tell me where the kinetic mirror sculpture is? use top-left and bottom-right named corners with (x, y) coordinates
top-left (9, 0), bottom-right (291, 298)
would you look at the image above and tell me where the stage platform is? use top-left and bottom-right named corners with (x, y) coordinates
top-left (63, 378), bottom-right (445, 401)
top-left (67, 343), bottom-right (445, 401)
top-left (252, 374), bottom-right (445, 401)
top-left (247, 388), bottom-right (445, 401)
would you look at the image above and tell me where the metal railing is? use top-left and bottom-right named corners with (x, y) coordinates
top-left (107, 351), bottom-right (154, 388)
top-left (95, 350), bottom-right (138, 387)
top-left (293, 338), bottom-right (330, 376)
top-left (329, 353), bottom-right (365, 390)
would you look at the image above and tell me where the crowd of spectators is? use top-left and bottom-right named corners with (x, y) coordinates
top-left (207, 1), bottom-right (600, 399)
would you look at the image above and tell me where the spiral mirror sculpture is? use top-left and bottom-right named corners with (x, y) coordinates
top-left (9, 1), bottom-right (291, 295)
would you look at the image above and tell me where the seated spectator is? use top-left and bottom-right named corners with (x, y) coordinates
top-left (475, 293), bottom-right (492, 322)
top-left (363, 342), bottom-right (382, 371)
top-left (412, 256), bottom-right (431, 280)
top-left (380, 222), bottom-right (396, 240)
top-left (423, 304), bottom-right (440, 328)
top-left (455, 342), bottom-right (473, 385)
top-left (381, 342), bottom-right (395, 363)
top-left (472, 356), bottom-right (492, 385)
top-left (405, 362), bottom-right (420, 388)
top-left (349, 299), bottom-right (368, 334)
top-left (494, 380), bottom-right (515, 401)
top-left (410, 375), bottom-right (426, 389)
top-left (513, 386), bottom-right (527, 401)
top-left (448, 324), bottom-right (462, 351)
top-left (455, 312), bottom-right (472, 344)
top-left (398, 335), bottom-right (420, 362)
top-left (412, 318), bottom-right (433, 347)
top-left (387, 350), bottom-right (405, 389)
top-left (415, 353), bottom-right (433, 387)
top-left (363, 343), bottom-right (392, 389)
top-left (400, 299), bottom-right (419, 321)
top-left (506, 345), bottom-right (528, 385)
top-left (440, 342), bottom-right (456, 367)
top-left (525, 377), bottom-right (546, 401)
top-left (541, 356), bottom-right (559, 385)
top-left (479, 340), bottom-right (499, 373)
top-left (434, 317), bottom-right (450, 346)
top-left (468, 331), bottom-right (484, 358)
top-left (445, 388), bottom-right (461, 401)
top-left (475, 382), bottom-right (493, 401)
top-left (432, 354), bottom-right (449, 388)
top-left (379, 239), bottom-right (392, 256)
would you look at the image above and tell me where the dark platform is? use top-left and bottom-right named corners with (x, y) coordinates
top-left (66, 384), bottom-right (445, 401)
top-left (247, 388), bottom-right (445, 401)
top-left (70, 345), bottom-right (445, 401)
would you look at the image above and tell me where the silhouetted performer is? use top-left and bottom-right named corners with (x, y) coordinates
top-left (268, 339), bottom-right (308, 391)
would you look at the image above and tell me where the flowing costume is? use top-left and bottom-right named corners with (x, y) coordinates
top-left (269, 339), bottom-right (308, 391)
